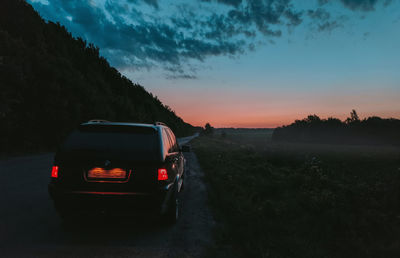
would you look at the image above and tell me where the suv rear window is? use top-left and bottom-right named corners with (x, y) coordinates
top-left (61, 125), bottom-right (160, 161)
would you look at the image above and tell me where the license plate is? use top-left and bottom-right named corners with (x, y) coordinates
top-left (87, 167), bottom-right (127, 179)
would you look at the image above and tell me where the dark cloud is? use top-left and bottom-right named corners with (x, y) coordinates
top-left (142, 0), bottom-right (158, 8)
top-left (166, 74), bottom-right (198, 80)
top-left (164, 65), bottom-right (199, 80)
top-left (342, 0), bottom-right (380, 10)
top-left (284, 9), bottom-right (303, 26)
top-left (201, 13), bottom-right (257, 40)
top-left (222, 0), bottom-right (391, 34)
top-left (340, 0), bottom-right (378, 10)
top-left (307, 8), bottom-right (342, 32)
top-left (227, 0), bottom-right (291, 28)
top-left (31, 0), bottom-right (248, 78)
top-left (319, 0), bottom-right (391, 11)
top-left (318, 20), bottom-right (342, 32)
top-left (225, 0), bottom-right (301, 37)
top-left (308, 8), bottom-right (331, 20)
top-left (29, 0), bottom-right (393, 79)
top-left (201, 0), bottom-right (243, 7)
top-left (126, 0), bottom-right (158, 8)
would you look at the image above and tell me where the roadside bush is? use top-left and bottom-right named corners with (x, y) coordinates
top-left (193, 136), bottom-right (400, 258)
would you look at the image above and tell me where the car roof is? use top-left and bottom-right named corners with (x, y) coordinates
top-left (79, 121), bottom-right (167, 130)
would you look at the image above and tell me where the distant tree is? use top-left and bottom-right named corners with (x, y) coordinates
top-left (346, 109), bottom-right (360, 124)
top-left (203, 123), bottom-right (214, 135)
top-left (305, 114), bottom-right (321, 123)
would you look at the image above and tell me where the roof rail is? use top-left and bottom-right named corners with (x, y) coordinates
top-left (87, 119), bottom-right (110, 123)
top-left (154, 121), bottom-right (167, 126)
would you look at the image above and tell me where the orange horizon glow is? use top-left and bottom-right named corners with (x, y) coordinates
top-left (183, 111), bottom-right (400, 128)
top-left (152, 87), bottom-right (400, 129)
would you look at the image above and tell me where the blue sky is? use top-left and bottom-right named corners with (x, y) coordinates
top-left (29, 0), bottom-right (400, 127)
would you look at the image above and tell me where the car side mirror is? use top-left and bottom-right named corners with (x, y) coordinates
top-left (181, 145), bottom-right (191, 152)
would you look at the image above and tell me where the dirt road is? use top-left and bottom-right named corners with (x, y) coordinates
top-left (0, 136), bottom-right (214, 257)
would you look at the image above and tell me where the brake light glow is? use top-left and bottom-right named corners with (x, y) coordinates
top-left (158, 168), bottom-right (168, 181)
top-left (51, 166), bottom-right (59, 178)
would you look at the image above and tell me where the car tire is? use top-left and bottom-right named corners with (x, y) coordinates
top-left (165, 190), bottom-right (179, 225)
top-left (180, 176), bottom-right (185, 191)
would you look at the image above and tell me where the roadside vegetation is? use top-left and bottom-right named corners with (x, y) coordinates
top-left (273, 110), bottom-right (400, 146)
top-left (192, 131), bottom-right (400, 258)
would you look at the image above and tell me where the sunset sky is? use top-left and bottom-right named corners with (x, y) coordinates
top-left (29, 0), bottom-right (400, 128)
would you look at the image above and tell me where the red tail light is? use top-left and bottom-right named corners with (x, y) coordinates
top-left (158, 168), bottom-right (168, 181)
top-left (51, 166), bottom-right (59, 178)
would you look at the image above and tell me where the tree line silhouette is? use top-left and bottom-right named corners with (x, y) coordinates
top-left (272, 110), bottom-right (400, 145)
top-left (0, 0), bottom-right (195, 154)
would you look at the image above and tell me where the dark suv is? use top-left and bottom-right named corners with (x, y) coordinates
top-left (48, 121), bottom-right (188, 224)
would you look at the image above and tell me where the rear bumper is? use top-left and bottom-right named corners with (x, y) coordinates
top-left (48, 183), bottom-right (171, 215)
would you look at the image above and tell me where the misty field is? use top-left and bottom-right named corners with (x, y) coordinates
top-left (192, 132), bottom-right (400, 258)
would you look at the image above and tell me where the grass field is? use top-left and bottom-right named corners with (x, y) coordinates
top-left (192, 132), bottom-right (400, 258)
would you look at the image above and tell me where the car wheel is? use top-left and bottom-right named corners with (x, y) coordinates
top-left (180, 176), bottom-right (185, 191)
top-left (165, 191), bottom-right (179, 225)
